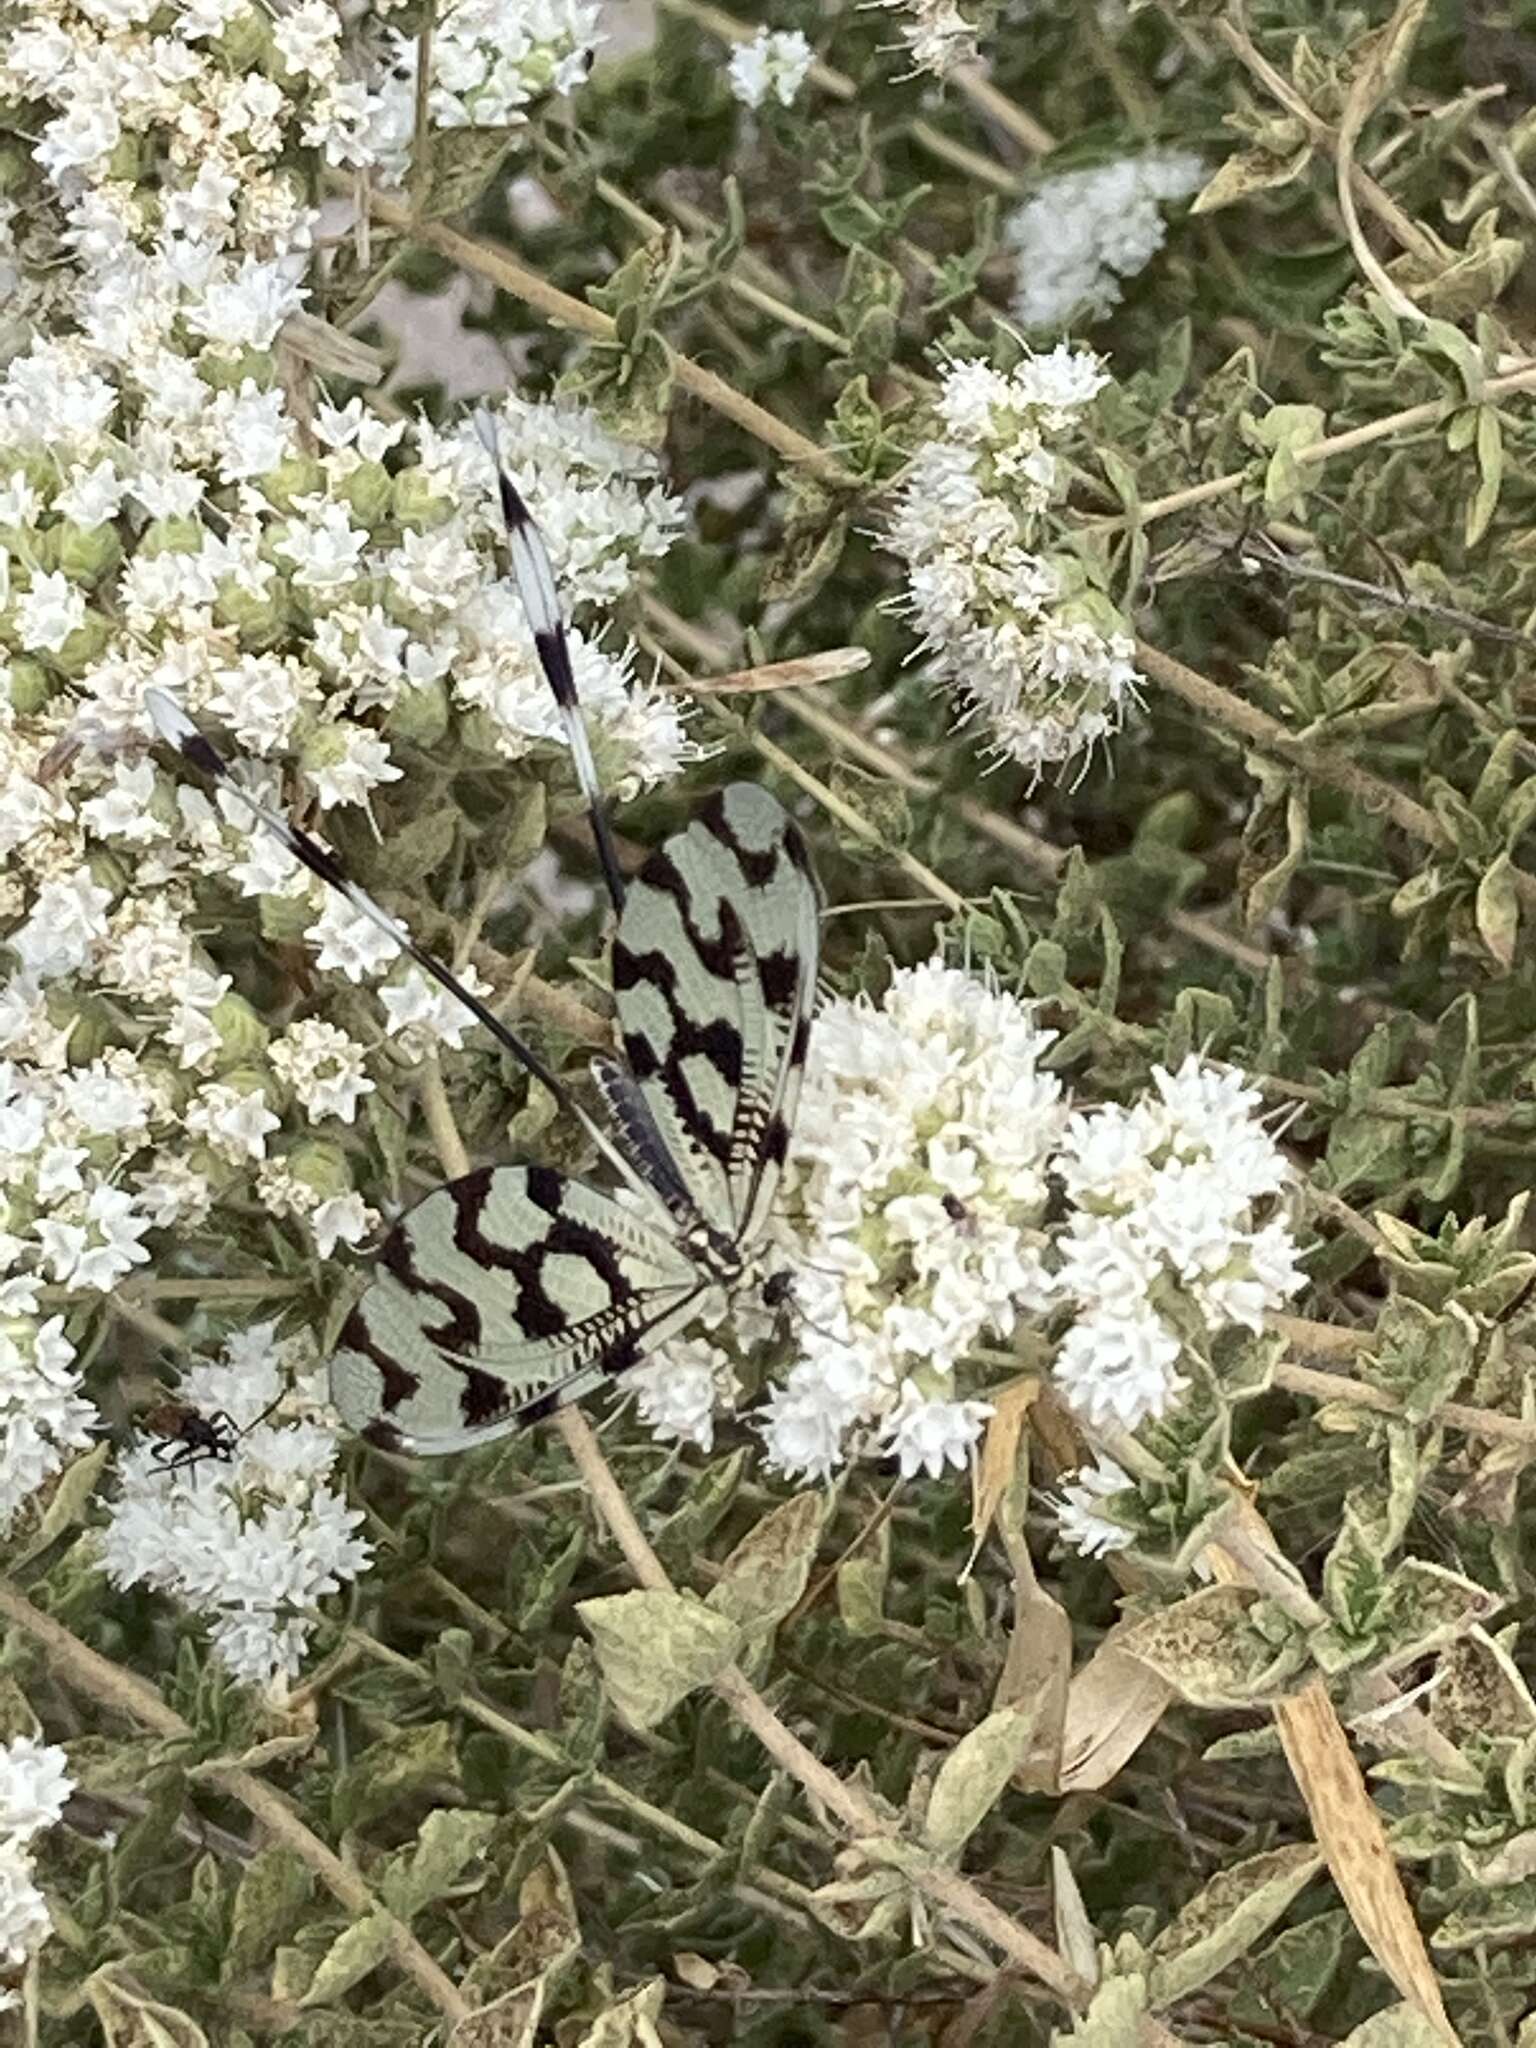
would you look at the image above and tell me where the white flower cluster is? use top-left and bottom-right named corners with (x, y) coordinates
top-left (728, 28), bottom-right (815, 109)
top-left (1052, 1056), bottom-right (1304, 1433)
top-left (377, 0), bottom-right (601, 171)
top-left (868, 0), bottom-right (982, 77)
top-left (0, 1735), bottom-right (73, 1985)
top-left (1052, 1454), bottom-right (1135, 1559)
top-left (765, 962), bottom-right (1067, 1482)
top-left (1005, 151), bottom-right (1205, 333)
top-left (0, 1290), bottom-right (97, 1535)
top-left (0, 0), bottom-right (690, 1532)
top-left (100, 1323), bottom-right (371, 1689)
top-left (634, 965), bottom-right (1304, 1499)
top-left (887, 348), bottom-right (1142, 775)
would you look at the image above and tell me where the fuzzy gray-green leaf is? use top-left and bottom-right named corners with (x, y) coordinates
top-left (577, 1590), bottom-right (741, 1730)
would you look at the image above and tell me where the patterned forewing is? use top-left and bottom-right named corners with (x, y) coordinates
top-left (611, 784), bottom-right (819, 1239)
top-left (330, 1164), bottom-right (703, 1453)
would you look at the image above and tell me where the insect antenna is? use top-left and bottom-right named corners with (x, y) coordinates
top-left (472, 408), bottom-right (629, 919)
top-left (142, 690), bottom-right (663, 1214)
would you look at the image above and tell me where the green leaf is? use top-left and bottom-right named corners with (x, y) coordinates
top-left (379, 1809), bottom-right (498, 1920)
top-left (837, 1520), bottom-right (890, 1639)
top-left (577, 1590), bottom-right (740, 1730)
top-left (86, 1974), bottom-right (210, 2048)
top-left (575, 1978), bottom-right (667, 2046)
top-left (227, 1846), bottom-right (315, 1979)
top-left (448, 1981), bottom-right (545, 2048)
top-left (432, 1627), bottom-right (474, 1708)
top-left (1243, 403), bottom-right (1326, 517)
top-left (360, 804), bottom-right (459, 892)
top-left (363, 1090), bottom-right (411, 1205)
top-left (706, 1491), bottom-right (824, 1637)
top-left (12, 1438), bottom-right (110, 1563)
top-left (1466, 403), bottom-right (1504, 545)
top-left (418, 126), bottom-right (523, 222)
top-left (297, 1913), bottom-right (395, 2007)
top-left (518, 1524), bottom-right (586, 1636)
top-left (1340, 2005), bottom-right (1471, 2045)
top-left (1145, 1845), bottom-right (1323, 2008)
top-left (330, 1721), bottom-right (460, 1834)
top-left (1371, 1558), bottom-right (1500, 1672)
top-left (1053, 1971), bottom-right (1150, 2043)
top-left (921, 1704), bottom-right (1036, 1858)
top-left (1117, 1586), bottom-right (1310, 1708)
top-left (761, 510), bottom-right (849, 606)
top-left (1475, 851), bottom-right (1519, 972)
top-left (557, 1638), bottom-right (606, 1767)
top-left (1191, 143), bottom-right (1313, 214)
top-left (1249, 1908), bottom-right (1347, 2018)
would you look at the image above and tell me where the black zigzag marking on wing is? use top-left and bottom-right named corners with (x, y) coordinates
top-left (444, 1162), bottom-right (637, 1341)
top-left (339, 1303), bottom-right (418, 1410)
top-left (612, 785), bottom-right (820, 1242)
top-left (613, 870), bottom-right (744, 1175)
top-left (330, 1166), bottom-right (707, 1452)
top-left (380, 1217), bottom-right (483, 1355)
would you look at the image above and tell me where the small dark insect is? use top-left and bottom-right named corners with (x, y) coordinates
top-left (142, 1396), bottom-right (283, 1479)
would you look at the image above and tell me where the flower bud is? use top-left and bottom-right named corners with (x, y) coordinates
top-left (210, 990), bottom-right (270, 1066)
top-left (384, 677), bottom-right (450, 748)
top-left (335, 459), bottom-right (393, 527)
top-left (259, 891), bottom-right (316, 944)
top-left (288, 1139), bottom-right (353, 1201)
top-left (214, 573), bottom-right (288, 644)
top-left (214, 3), bottom-right (274, 69)
top-left (140, 517), bottom-right (203, 558)
top-left (7, 658), bottom-right (55, 713)
top-left (54, 521), bottom-right (122, 586)
top-left (260, 458), bottom-right (327, 513)
top-left (50, 610), bottom-right (112, 676)
top-left (391, 467), bottom-right (456, 532)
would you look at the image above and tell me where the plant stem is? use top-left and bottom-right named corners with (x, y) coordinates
top-left (1134, 639), bottom-right (1536, 915)
top-left (417, 1059), bottom-right (471, 1179)
top-left (1271, 1345), bottom-right (1536, 1450)
top-left (346, 1627), bottom-right (822, 1925)
top-left (554, 1408), bottom-right (1196, 2044)
top-left (1215, 10), bottom-right (1443, 268)
top-left (351, 187), bottom-right (855, 488)
top-left (653, 0), bottom-right (1036, 193)
top-left (1133, 359), bottom-right (1536, 527)
top-left (0, 1580), bottom-right (471, 2025)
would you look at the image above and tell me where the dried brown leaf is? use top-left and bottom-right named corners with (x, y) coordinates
top-left (1058, 1635), bottom-right (1175, 1792)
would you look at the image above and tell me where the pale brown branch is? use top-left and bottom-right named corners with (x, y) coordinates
top-left (554, 1410), bottom-right (1195, 2044)
top-left (0, 1580), bottom-right (470, 2025)
top-left (1134, 359), bottom-right (1536, 527)
top-left (354, 188), bottom-right (855, 488)
top-left (1132, 640), bottom-right (1536, 912)
top-left (1215, 11), bottom-right (1443, 267)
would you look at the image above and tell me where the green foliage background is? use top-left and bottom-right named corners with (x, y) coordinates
top-left (20, 1), bottom-right (1536, 2042)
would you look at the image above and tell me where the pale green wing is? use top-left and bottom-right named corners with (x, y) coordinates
top-left (330, 1164), bottom-right (704, 1455)
top-left (610, 783), bottom-right (820, 1242)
